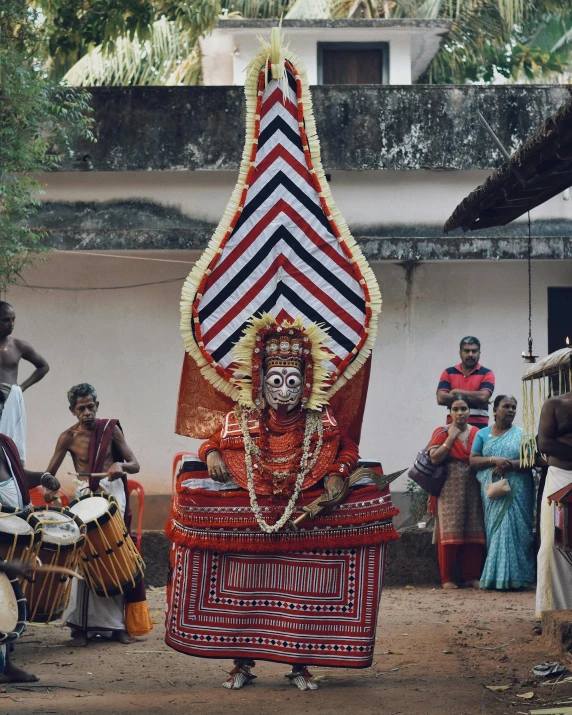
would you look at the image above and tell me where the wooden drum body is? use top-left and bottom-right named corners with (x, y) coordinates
top-left (0, 507), bottom-right (41, 564)
top-left (69, 493), bottom-right (144, 598)
top-left (0, 563), bottom-right (27, 645)
top-left (24, 507), bottom-right (86, 623)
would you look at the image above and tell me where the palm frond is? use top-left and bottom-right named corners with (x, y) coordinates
top-left (62, 17), bottom-right (201, 87)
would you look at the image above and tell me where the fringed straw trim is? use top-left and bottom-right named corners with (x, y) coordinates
top-left (180, 29), bottom-right (381, 400)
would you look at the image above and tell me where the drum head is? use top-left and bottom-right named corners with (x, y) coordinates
top-left (0, 572), bottom-right (18, 634)
top-left (69, 496), bottom-right (110, 523)
top-left (32, 510), bottom-right (81, 545)
top-left (0, 514), bottom-right (33, 535)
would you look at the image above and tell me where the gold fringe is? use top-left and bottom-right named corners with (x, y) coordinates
top-left (180, 28), bottom-right (381, 401)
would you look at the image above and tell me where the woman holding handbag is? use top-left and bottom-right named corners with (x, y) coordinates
top-left (429, 396), bottom-right (485, 589)
top-left (469, 395), bottom-right (535, 590)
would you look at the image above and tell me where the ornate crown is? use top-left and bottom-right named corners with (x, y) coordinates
top-left (232, 313), bottom-right (330, 411)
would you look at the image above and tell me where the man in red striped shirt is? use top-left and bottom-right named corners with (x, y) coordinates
top-left (436, 337), bottom-right (495, 428)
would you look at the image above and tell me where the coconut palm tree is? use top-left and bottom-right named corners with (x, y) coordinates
top-left (56, 0), bottom-right (572, 85)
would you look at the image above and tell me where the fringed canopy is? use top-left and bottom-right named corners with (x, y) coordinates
top-left (180, 27), bottom-right (381, 407)
top-left (520, 348), bottom-right (572, 466)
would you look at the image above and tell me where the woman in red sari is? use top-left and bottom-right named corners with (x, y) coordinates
top-left (429, 396), bottom-right (485, 589)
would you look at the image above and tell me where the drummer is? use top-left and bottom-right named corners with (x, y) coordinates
top-left (45, 383), bottom-right (151, 647)
top-left (0, 432), bottom-right (60, 683)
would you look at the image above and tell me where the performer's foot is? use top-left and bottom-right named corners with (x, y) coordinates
top-left (286, 665), bottom-right (318, 691)
top-left (442, 582), bottom-right (458, 590)
top-left (69, 631), bottom-right (88, 647)
top-left (222, 659), bottom-right (256, 689)
top-left (0, 661), bottom-right (39, 683)
top-left (112, 630), bottom-right (136, 645)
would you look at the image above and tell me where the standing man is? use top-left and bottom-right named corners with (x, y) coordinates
top-left (436, 336), bottom-right (495, 428)
top-left (45, 383), bottom-right (152, 647)
top-left (536, 390), bottom-right (572, 615)
top-left (0, 301), bottom-right (49, 462)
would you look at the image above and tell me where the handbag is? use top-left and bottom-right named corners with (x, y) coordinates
top-left (408, 428), bottom-right (448, 497)
top-left (485, 474), bottom-right (511, 500)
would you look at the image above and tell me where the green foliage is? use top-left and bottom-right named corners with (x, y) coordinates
top-left (0, 1), bottom-right (93, 293)
top-left (392, 0), bottom-right (572, 83)
top-left (406, 479), bottom-right (428, 523)
top-left (51, 0), bottom-right (294, 87)
top-left (63, 17), bottom-right (202, 87)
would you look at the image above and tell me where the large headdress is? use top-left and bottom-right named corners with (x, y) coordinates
top-left (179, 28), bottom-right (381, 423)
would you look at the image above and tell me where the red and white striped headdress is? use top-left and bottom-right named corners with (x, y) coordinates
top-left (181, 28), bottom-right (381, 409)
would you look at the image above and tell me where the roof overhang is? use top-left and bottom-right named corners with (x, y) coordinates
top-left (444, 90), bottom-right (572, 233)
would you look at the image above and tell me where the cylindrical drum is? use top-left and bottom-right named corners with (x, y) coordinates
top-left (68, 493), bottom-right (144, 598)
top-left (24, 507), bottom-right (86, 623)
top-left (0, 563), bottom-right (27, 644)
top-left (0, 506), bottom-right (41, 563)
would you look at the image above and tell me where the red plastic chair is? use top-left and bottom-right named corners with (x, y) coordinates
top-left (127, 479), bottom-right (145, 553)
top-left (29, 486), bottom-right (70, 508)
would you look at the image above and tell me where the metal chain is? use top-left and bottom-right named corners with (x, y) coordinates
top-left (527, 211), bottom-right (533, 354)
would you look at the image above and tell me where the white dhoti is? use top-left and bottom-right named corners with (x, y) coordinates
top-left (0, 386), bottom-right (26, 464)
top-left (536, 465), bottom-right (572, 617)
top-left (63, 477), bottom-right (128, 634)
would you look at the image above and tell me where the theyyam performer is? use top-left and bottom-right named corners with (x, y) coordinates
top-left (165, 28), bottom-right (400, 691)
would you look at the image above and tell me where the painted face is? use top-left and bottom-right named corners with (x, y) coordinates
top-left (263, 366), bottom-right (303, 412)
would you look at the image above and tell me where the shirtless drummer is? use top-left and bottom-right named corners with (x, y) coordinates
top-left (45, 383), bottom-right (144, 646)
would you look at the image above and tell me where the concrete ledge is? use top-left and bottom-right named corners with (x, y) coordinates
top-left (542, 610), bottom-right (572, 654)
top-left (141, 525), bottom-right (442, 588)
top-left (63, 85), bottom-right (570, 172)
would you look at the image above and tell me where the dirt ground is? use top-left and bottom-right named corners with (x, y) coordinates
top-left (2, 587), bottom-right (572, 715)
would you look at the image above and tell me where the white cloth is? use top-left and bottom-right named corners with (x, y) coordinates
top-left (0, 386), bottom-right (26, 464)
top-left (63, 479), bottom-right (128, 633)
top-left (0, 448), bottom-right (24, 510)
top-left (536, 465), bottom-right (572, 617)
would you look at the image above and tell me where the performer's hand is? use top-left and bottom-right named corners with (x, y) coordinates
top-left (206, 451), bottom-right (229, 483)
top-left (325, 474), bottom-right (345, 500)
top-left (40, 473), bottom-right (60, 492)
top-left (107, 462), bottom-right (127, 481)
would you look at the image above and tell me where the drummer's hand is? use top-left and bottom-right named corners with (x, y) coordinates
top-left (206, 451), bottom-right (229, 483)
top-left (325, 474), bottom-right (345, 500)
top-left (107, 462), bottom-right (127, 481)
top-left (40, 473), bottom-right (60, 492)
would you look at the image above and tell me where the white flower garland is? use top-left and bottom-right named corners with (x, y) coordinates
top-left (237, 406), bottom-right (324, 534)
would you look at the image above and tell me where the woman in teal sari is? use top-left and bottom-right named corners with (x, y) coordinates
top-left (470, 395), bottom-right (535, 590)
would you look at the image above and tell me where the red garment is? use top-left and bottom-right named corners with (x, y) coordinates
top-left (198, 406), bottom-right (359, 495)
top-left (88, 419), bottom-right (131, 529)
top-left (437, 363), bottom-right (495, 427)
top-left (0, 433), bottom-right (30, 505)
top-left (428, 425), bottom-right (477, 463)
top-left (438, 538), bottom-right (484, 584)
top-left (87, 419), bottom-right (146, 608)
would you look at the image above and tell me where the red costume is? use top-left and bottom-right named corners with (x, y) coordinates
top-left (165, 30), bottom-right (398, 683)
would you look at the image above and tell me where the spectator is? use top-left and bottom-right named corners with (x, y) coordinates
top-left (436, 336), bottom-right (495, 428)
top-left (470, 395), bottom-right (535, 590)
top-left (428, 395), bottom-right (485, 589)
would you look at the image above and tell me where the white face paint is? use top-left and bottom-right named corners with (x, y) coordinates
top-left (263, 366), bottom-right (303, 412)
